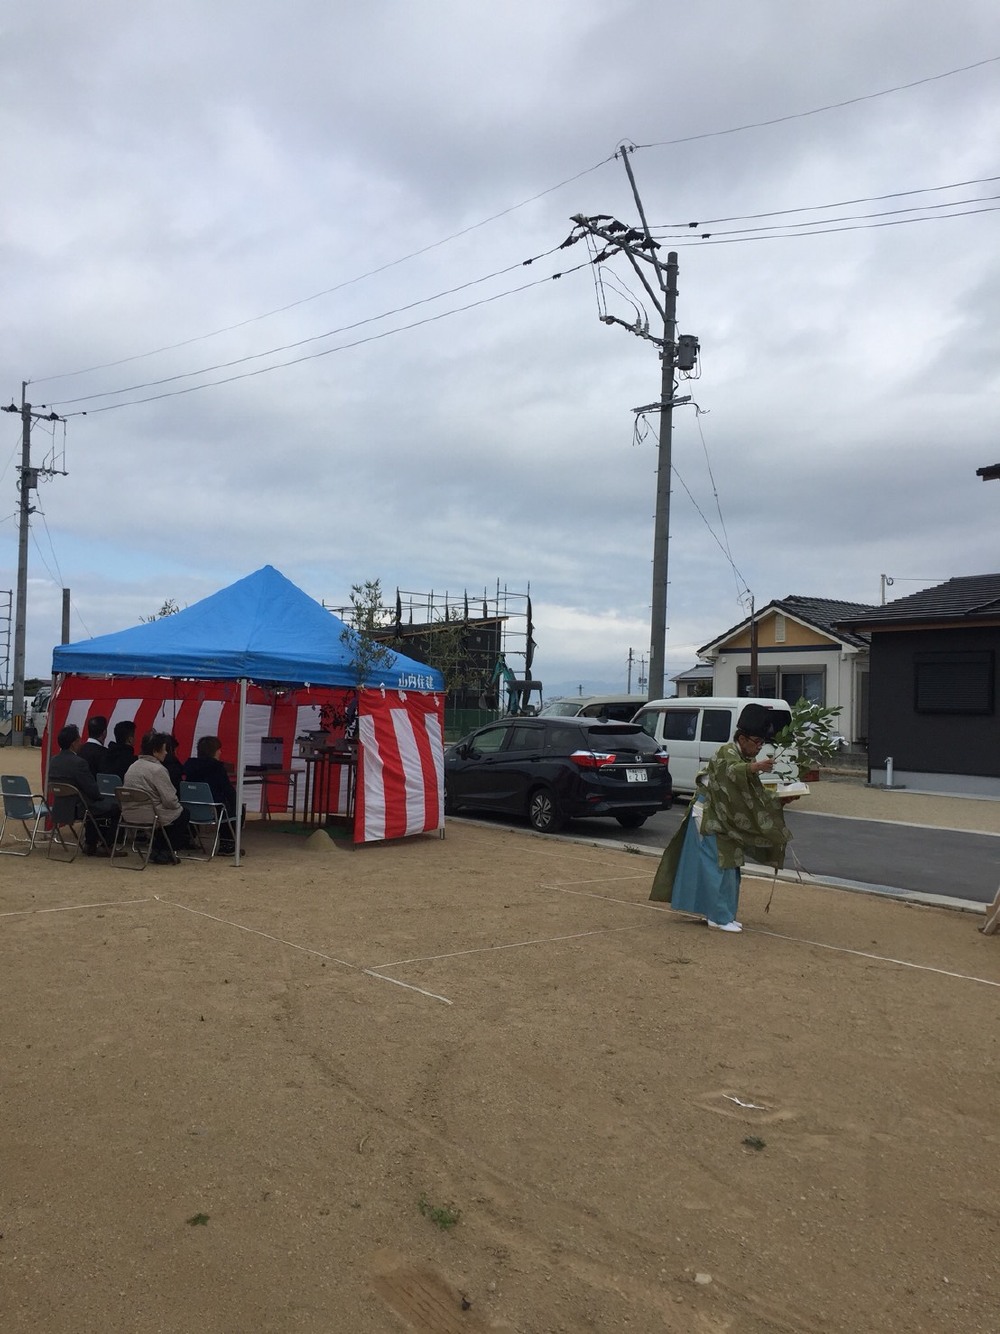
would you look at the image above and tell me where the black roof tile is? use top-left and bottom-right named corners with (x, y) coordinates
top-left (837, 574), bottom-right (1000, 628)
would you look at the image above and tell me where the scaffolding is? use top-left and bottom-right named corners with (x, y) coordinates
top-left (324, 580), bottom-right (540, 735)
top-left (0, 589), bottom-right (10, 695)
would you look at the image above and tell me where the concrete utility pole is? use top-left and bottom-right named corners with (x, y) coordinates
top-left (568, 147), bottom-right (698, 701)
top-left (1, 385), bottom-right (65, 746)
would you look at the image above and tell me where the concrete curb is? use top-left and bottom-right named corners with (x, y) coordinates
top-left (451, 817), bottom-right (987, 917)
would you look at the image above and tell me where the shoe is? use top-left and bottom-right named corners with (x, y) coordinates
top-left (84, 845), bottom-right (111, 858)
top-left (707, 920), bottom-right (742, 933)
top-left (218, 844), bottom-right (241, 856)
top-left (149, 851), bottom-right (180, 866)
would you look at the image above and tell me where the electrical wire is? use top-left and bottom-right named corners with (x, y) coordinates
top-left (641, 415), bottom-right (751, 593)
top-left (654, 191), bottom-right (1000, 241)
top-left (632, 54), bottom-right (1000, 150)
top-left (30, 54), bottom-right (999, 391)
top-left (654, 172), bottom-right (1000, 228)
top-left (659, 203), bottom-right (1000, 246)
top-left (45, 243), bottom-right (569, 408)
top-left (56, 261), bottom-right (591, 417)
top-left (31, 154), bottom-right (618, 387)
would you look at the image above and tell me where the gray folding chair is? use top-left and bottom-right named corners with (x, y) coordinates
top-left (0, 774), bottom-right (51, 856)
top-left (180, 780), bottom-right (236, 860)
top-left (111, 787), bottom-right (179, 869)
top-left (45, 781), bottom-right (104, 861)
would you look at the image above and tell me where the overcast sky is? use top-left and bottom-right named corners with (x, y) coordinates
top-left (2, 2), bottom-right (999, 700)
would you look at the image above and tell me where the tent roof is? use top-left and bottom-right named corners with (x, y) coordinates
top-left (51, 565), bottom-right (444, 691)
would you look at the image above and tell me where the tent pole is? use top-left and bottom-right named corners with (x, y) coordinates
top-left (234, 678), bottom-right (247, 865)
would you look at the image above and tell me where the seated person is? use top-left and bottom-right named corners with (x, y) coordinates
top-left (79, 715), bottom-right (111, 777)
top-left (123, 730), bottom-right (193, 862)
top-left (184, 735), bottom-right (241, 854)
top-left (105, 720), bottom-right (137, 781)
top-left (162, 735), bottom-right (184, 794)
top-left (48, 723), bottom-right (120, 855)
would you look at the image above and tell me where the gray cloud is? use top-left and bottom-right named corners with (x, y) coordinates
top-left (2, 2), bottom-right (1000, 700)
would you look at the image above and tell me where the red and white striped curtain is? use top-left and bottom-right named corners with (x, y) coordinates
top-left (49, 675), bottom-right (444, 844)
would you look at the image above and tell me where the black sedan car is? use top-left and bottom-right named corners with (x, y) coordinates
top-left (444, 716), bottom-right (672, 833)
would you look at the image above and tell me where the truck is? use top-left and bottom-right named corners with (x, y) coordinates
top-left (0, 684), bottom-right (52, 745)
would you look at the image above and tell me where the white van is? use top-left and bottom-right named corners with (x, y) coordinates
top-left (28, 685), bottom-right (52, 745)
top-left (538, 694), bottom-right (647, 723)
top-left (632, 697), bottom-right (792, 795)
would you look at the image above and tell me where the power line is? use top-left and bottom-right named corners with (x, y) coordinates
top-left (654, 173), bottom-right (1000, 228)
top-left (654, 191), bottom-right (1000, 241)
top-left (45, 243), bottom-right (569, 409)
top-left (658, 203), bottom-right (1000, 246)
top-left (56, 261), bottom-right (590, 417)
top-left (29, 53), bottom-right (998, 391)
top-left (633, 54), bottom-right (1000, 150)
top-left (32, 155), bottom-right (618, 388)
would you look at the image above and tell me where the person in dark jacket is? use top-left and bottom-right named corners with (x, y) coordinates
top-left (162, 735), bottom-right (184, 794)
top-left (184, 735), bottom-right (240, 854)
top-left (105, 720), bottom-right (137, 781)
top-left (48, 723), bottom-right (119, 854)
top-left (79, 715), bottom-right (110, 777)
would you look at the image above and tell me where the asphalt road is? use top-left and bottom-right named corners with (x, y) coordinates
top-left (453, 805), bottom-right (1000, 904)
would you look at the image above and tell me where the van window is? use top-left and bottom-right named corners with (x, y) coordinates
top-left (700, 708), bottom-right (733, 743)
top-left (663, 709), bottom-right (699, 742)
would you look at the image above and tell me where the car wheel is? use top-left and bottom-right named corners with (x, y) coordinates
top-left (528, 786), bottom-right (564, 833)
top-left (615, 812), bottom-right (648, 829)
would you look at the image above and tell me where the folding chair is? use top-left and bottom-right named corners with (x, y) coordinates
top-left (45, 781), bottom-right (113, 861)
top-left (97, 772), bottom-right (120, 798)
top-left (0, 774), bottom-right (51, 856)
top-left (111, 787), bottom-right (179, 870)
top-left (180, 781), bottom-right (237, 860)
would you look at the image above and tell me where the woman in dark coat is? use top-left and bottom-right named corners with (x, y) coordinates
top-left (184, 735), bottom-right (240, 852)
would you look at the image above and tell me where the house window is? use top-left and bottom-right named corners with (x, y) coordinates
top-left (781, 671), bottom-right (825, 706)
top-left (914, 652), bottom-right (994, 715)
top-left (774, 614), bottom-right (786, 643)
top-left (737, 672), bottom-right (777, 698)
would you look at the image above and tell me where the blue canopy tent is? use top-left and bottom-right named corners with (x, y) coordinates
top-left (51, 566), bottom-right (445, 853)
top-left (52, 565), bottom-right (443, 691)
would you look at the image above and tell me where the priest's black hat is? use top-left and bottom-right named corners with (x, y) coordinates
top-left (735, 703), bottom-right (780, 740)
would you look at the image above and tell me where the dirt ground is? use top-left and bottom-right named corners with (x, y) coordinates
top-left (3, 748), bottom-right (999, 1333)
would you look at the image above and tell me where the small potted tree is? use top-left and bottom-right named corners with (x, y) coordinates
top-left (769, 699), bottom-right (843, 785)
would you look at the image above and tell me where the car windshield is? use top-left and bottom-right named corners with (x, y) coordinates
top-left (539, 701), bottom-right (584, 716)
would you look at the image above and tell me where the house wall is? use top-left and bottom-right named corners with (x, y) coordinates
top-left (709, 646), bottom-right (866, 739)
top-left (867, 626), bottom-right (1000, 789)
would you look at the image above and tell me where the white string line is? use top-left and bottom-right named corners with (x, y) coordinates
top-left (748, 927), bottom-right (1000, 988)
top-left (0, 897), bottom-right (152, 919)
top-left (152, 896), bottom-right (452, 1004)
top-left (361, 970), bottom-right (453, 1005)
top-left (372, 921), bottom-right (650, 969)
top-left (152, 894), bottom-right (358, 967)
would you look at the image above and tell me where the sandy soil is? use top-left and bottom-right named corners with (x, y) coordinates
top-left (3, 747), bottom-right (999, 1332)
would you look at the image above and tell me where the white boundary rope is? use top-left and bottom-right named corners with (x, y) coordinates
top-left (0, 898), bottom-right (152, 918)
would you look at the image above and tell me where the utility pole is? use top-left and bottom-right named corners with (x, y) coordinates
top-left (2, 385), bottom-right (65, 746)
top-left (567, 147), bottom-right (698, 701)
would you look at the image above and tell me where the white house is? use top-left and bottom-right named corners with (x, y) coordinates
top-left (697, 595), bottom-right (877, 743)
